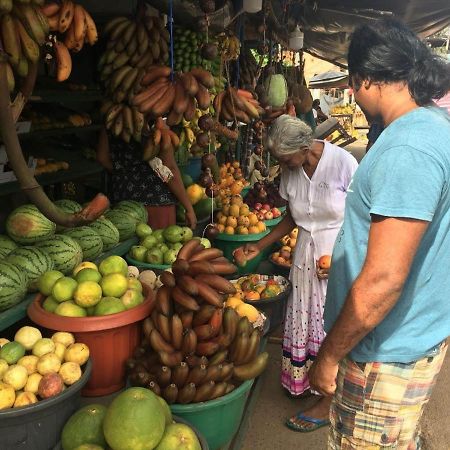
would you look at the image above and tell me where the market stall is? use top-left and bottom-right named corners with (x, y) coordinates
top-left (0, 0), bottom-right (449, 449)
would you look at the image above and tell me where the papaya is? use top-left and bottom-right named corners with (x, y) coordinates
top-left (61, 404), bottom-right (107, 450)
top-left (193, 198), bottom-right (214, 220)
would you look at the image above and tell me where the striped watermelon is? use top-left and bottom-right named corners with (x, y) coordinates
top-left (6, 247), bottom-right (54, 292)
top-left (6, 204), bottom-right (56, 244)
top-left (0, 262), bottom-right (27, 311)
top-left (88, 217), bottom-right (120, 251)
top-left (54, 199), bottom-right (83, 232)
top-left (114, 200), bottom-right (148, 223)
top-left (105, 210), bottom-right (137, 241)
top-left (63, 227), bottom-right (104, 261)
top-left (35, 234), bottom-right (83, 275)
top-left (0, 235), bottom-right (18, 258)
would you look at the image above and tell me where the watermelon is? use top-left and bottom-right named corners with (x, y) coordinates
top-left (61, 404), bottom-right (108, 450)
top-left (0, 262), bottom-right (28, 311)
top-left (105, 210), bottom-right (137, 241)
top-left (6, 204), bottom-right (56, 244)
top-left (35, 235), bottom-right (83, 275)
top-left (113, 200), bottom-right (148, 223)
top-left (88, 217), bottom-right (120, 251)
top-left (0, 235), bottom-right (18, 258)
top-left (54, 199), bottom-right (83, 232)
top-left (6, 247), bottom-right (54, 291)
top-left (63, 227), bottom-right (104, 261)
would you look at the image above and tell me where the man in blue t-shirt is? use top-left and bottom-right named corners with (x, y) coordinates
top-left (309, 19), bottom-right (450, 449)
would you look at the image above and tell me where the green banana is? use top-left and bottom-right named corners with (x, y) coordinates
top-left (109, 18), bottom-right (131, 41)
top-left (112, 52), bottom-right (130, 69)
top-left (119, 67), bottom-right (138, 93)
top-left (103, 16), bottom-right (128, 37)
top-left (5, 62), bottom-right (15, 92)
top-left (16, 56), bottom-right (29, 78)
top-left (15, 18), bottom-right (39, 63)
top-left (110, 65), bottom-right (133, 91)
top-left (1, 14), bottom-right (21, 66)
top-left (13, 4), bottom-right (46, 45)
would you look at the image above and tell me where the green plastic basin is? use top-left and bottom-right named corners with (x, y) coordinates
top-left (125, 255), bottom-right (170, 271)
top-left (170, 379), bottom-right (254, 450)
top-left (213, 230), bottom-right (270, 275)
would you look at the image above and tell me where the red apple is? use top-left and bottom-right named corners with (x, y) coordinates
top-left (265, 211), bottom-right (274, 220)
top-left (260, 209), bottom-right (267, 214)
top-left (271, 208), bottom-right (281, 218)
top-left (254, 203), bottom-right (263, 211)
top-left (257, 212), bottom-right (265, 220)
top-left (262, 204), bottom-right (271, 211)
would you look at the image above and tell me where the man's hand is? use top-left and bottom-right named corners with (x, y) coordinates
top-left (309, 355), bottom-right (339, 397)
top-left (185, 208), bottom-right (197, 230)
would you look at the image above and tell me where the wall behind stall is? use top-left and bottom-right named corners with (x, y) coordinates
top-left (78, 0), bottom-right (136, 15)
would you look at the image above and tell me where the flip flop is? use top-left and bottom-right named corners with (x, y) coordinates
top-left (285, 413), bottom-right (330, 433)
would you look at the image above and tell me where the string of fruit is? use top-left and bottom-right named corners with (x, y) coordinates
top-left (40, 1), bottom-right (98, 82)
top-left (127, 240), bottom-right (269, 403)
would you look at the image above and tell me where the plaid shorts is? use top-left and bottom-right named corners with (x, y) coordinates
top-left (328, 341), bottom-right (448, 449)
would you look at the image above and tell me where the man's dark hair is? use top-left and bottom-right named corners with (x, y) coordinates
top-left (312, 99), bottom-right (321, 108)
top-left (348, 18), bottom-right (450, 105)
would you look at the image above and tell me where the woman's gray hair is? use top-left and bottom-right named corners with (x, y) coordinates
top-left (266, 114), bottom-right (314, 157)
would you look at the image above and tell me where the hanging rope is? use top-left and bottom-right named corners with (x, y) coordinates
top-left (168, 0), bottom-right (174, 80)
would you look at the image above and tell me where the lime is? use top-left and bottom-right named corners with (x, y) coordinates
top-left (127, 277), bottom-right (143, 292)
top-left (0, 341), bottom-right (26, 364)
top-left (76, 268), bottom-right (102, 283)
top-left (43, 296), bottom-right (59, 313)
top-left (38, 270), bottom-right (64, 296)
top-left (94, 297), bottom-right (126, 316)
top-left (100, 273), bottom-right (128, 297)
top-left (73, 281), bottom-right (102, 308)
top-left (52, 277), bottom-right (78, 302)
top-left (73, 262), bottom-right (98, 276)
top-left (121, 289), bottom-right (144, 310)
top-left (54, 301), bottom-right (87, 318)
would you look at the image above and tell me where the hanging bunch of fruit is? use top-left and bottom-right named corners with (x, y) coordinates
top-left (234, 47), bottom-right (260, 89)
top-left (142, 117), bottom-right (180, 162)
top-left (97, 14), bottom-right (169, 143)
top-left (40, 1), bottom-right (98, 82)
top-left (214, 87), bottom-right (263, 124)
top-left (126, 241), bottom-right (269, 403)
top-left (216, 31), bottom-right (240, 61)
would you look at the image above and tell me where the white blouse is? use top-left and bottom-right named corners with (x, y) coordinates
top-left (279, 140), bottom-right (358, 265)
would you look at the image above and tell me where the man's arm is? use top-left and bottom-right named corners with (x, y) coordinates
top-left (309, 215), bottom-right (428, 395)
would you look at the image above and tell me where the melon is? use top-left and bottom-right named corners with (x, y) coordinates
top-left (63, 227), bottom-right (104, 261)
top-left (6, 204), bottom-right (56, 244)
top-left (35, 235), bottom-right (83, 275)
top-left (264, 74), bottom-right (288, 108)
top-left (88, 217), bottom-right (120, 251)
top-left (103, 387), bottom-right (165, 450)
top-left (113, 200), bottom-right (148, 223)
top-left (54, 199), bottom-right (83, 232)
top-left (61, 404), bottom-right (108, 450)
top-left (0, 235), bottom-right (18, 258)
top-left (6, 247), bottom-right (54, 291)
top-left (0, 262), bottom-right (27, 311)
top-left (105, 210), bottom-right (137, 241)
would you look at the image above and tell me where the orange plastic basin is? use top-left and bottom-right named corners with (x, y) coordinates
top-left (28, 286), bottom-right (155, 397)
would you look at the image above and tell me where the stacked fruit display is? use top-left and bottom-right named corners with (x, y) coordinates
top-left (270, 228), bottom-right (298, 268)
top-left (244, 181), bottom-right (286, 210)
top-left (41, 1), bottom-right (98, 81)
top-left (126, 241), bottom-right (269, 404)
top-left (0, 327), bottom-right (89, 410)
top-left (214, 161), bottom-right (248, 201)
top-left (60, 388), bottom-right (202, 450)
top-left (252, 203), bottom-right (283, 222)
top-left (214, 194), bottom-right (266, 235)
top-left (36, 256), bottom-right (146, 317)
top-left (128, 224), bottom-right (210, 267)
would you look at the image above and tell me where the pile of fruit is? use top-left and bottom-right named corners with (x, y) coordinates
top-left (270, 228), bottom-right (298, 268)
top-left (37, 256), bottom-right (146, 317)
top-left (126, 241), bottom-right (269, 404)
top-left (33, 158), bottom-right (70, 176)
top-left (214, 194), bottom-right (266, 235)
top-left (226, 274), bottom-right (286, 303)
top-left (252, 203), bottom-right (283, 222)
top-left (0, 327), bottom-right (89, 410)
top-left (211, 161), bottom-right (249, 204)
top-left (244, 181), bottom-right (286, 210)
top-left (60, 387), bottom-right (202, 450)
top-left (128, 224), bottom-right (210, 267)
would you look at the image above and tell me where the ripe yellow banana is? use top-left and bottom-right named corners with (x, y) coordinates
top-left (64, 22), bottom-right (77, 50)
top-left (113, 111), bottom-right (124, 137)
top-left (40, 2), bottom-right (59, 17)
top-left (105, 103), bottom-right (123, 126)
top-left (82, 7), bottom-right (97, 45)
top-left (122, 105), bottom-right (134, 135)
top-left (15, 17), bottom-right (40, 63)
top-left (72, 4), bottom-right (86, 42)
top-left (54, 40), bottom-right (72, 82)
top-left (58, 0), bottom-right (74, 33)
top-left (47, 12), bottom-right (58, 31)
top-left (1, 14), bottom-right (21, 67)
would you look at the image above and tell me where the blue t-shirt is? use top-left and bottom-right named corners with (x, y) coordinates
top-left (324, 106), bottom-right (450, 363)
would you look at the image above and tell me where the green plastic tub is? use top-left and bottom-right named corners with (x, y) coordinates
top-left (125, 255), bottom-right (170, 272)
top-left (170, 379), bottom-right (254, 450)
top-left (213, 230), bottom-right (270, 275)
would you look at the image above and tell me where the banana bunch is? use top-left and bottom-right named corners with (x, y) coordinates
top-left (100, 101), bottom-right (145, 144)
top-left (126, 240), bottom-right (269, 404)
top-left (235, 47), bottom-right (259, 88)
top-left (0, 1), bottom-right (49, 90)
top-left (132, 66), bottom-right (215, 125)
top-left (40, 1), bottom-right (98, 82)
top-left (98, 15), bottom-right (169, 84)
top-left (216, 31), bottom-right (240, 61)
top-left (142, 117), bottom-right (180, 162)
top-left (214, 87), bottom-right (263, 124)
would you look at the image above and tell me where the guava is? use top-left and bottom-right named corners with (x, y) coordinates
top-left (200, 238), bottom-right (211, 249)
top-left (163, 249), bottom-right (178, 265)
top-left (130, 245), bottom-right (147, 262)
top-left (146, 248), bottom-right (164, 265)
top-left (52, 277), bottom-right (78, 303)
top-left (141, 235), bottom-right (158, 249)
top-left (152, 229), bottom-right (165, 243)
top-left (163, 225), bottom-right (183, 243)
top-left (32, 338), bottom-right (55, 357)
top-left (64, 343), bottom-right (90, 365)
top-left (3, 364), bottom-right (28, 390)
top-left (98, 256), bottom-right (128, 276)
top-left (100, 273), bottom-right (128, 297)
top-left (14, 326), bottom-right (42, 350)
top-left (75, 268), bottom-right (102, 284)
top-left (51, 332), bottom-right (75, 347)
top-left (55, 302), bottom-right (87, 318)
top-left (94, 297), bottom-right (126, 317)
top-left (181, 227), bottom-right (194, 243)
top-left (43, 296), bottom-right (59, 313)
top-left (38, 270), bottom-right (64, 296)
top-left (121, 289), bottom-right (144, 310)
top-left (136, 222), bottom-right (153, 239)
top-left (37, 353), bottom-right (61, 376)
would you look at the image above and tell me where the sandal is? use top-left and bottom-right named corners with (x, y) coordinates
top-left (285, 413), bottom-right (330, 433)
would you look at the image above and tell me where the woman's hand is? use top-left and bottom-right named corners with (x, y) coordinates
top-left (185, 208), bottom-right (197, 230)
top-left (234, 244), bottom-right (261, 265)
top-left (316, 260), bottom-right (329, 280)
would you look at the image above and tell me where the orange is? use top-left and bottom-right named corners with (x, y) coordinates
top-left (226, 216), bottom-right (237, 228)
top-left (248, 213), bottom-right (258, 226)
top-left (229, 204), bottom-right (240, 218)
top-left (318, 255), bottom-right (332, 269)
top-left (244, 290), bottom-right (260, 301)
top-left (216, 223), bottom-right (225, 233)
top-left (248, 225), bottom-right (260, 234)
top-left (236, 226), bottom-right (249, 235)
top-left (239, 205), bottom-right (250, 216)
top-left (224, 226), bottom-right (235, 235)
top-left (237, 216), bottom-right (250, 227)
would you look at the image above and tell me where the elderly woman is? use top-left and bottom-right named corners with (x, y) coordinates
top-left (237, 115), bottom-right (358, 432)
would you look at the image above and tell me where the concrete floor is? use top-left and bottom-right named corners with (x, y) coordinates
top-left (241, 341), bottom-right (450, 450)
